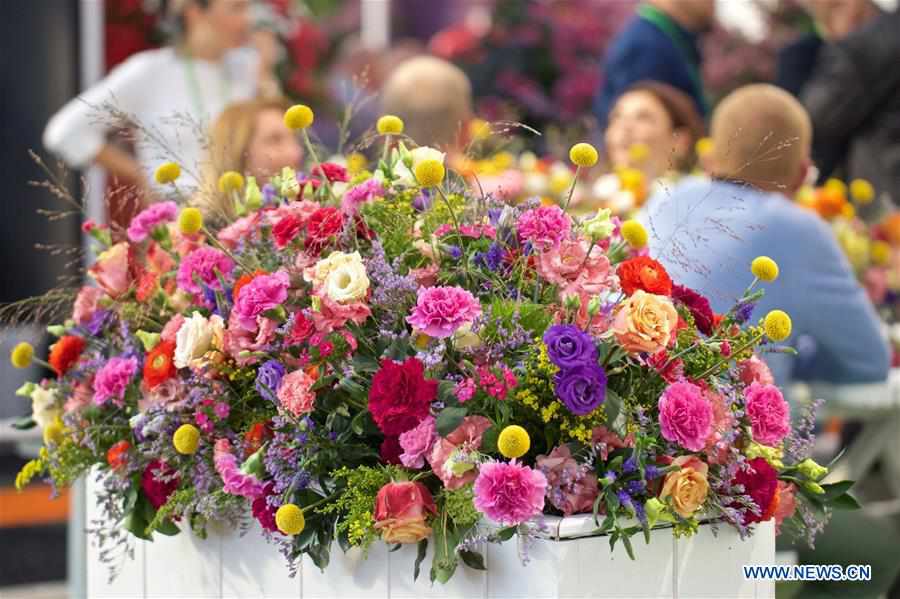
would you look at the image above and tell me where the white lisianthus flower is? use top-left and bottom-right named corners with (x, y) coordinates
top-left (31, 386), bottom-right (61, 429)
top-left (174, 312), bottom-right (224, 369)
top-left (305, 251), bottom-right (358, 288)
top-left (325, 252), bottom-right (370, 304)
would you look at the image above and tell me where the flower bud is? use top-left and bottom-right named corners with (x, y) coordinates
top-left (797, 458), bottom-right (828, 481)
top-left (803, 481), bottom-right (825, 495)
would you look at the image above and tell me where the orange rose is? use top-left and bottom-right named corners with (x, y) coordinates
top-left (612, 290), bottom-right (678, 354)
top-left (660, 455), bottom-right (709, 518)
top-left (373, 481), bottom-right (436, 544)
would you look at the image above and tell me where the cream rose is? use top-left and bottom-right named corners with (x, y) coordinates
top-left (612, 290), bottom-right (678, 354)
top-left (174, 312), bottom-right (224, 369)
top-left (31, 386), bottom-right (61, 429)
top-left (324, 253), bottom-right (370, 304)
top-left (660, 456), bottom-right (709, 518)
top-left (304, 251), bottom-right (359, 288)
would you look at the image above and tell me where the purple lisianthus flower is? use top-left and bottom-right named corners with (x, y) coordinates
top-left (447, 245), bottom-right (462, 260)
top-left (412, 190), bottom-right (433, 212)
top-left (542, 324), bottom-right (598, 369)
top-left (554, 363), bottom-right (607, 416)
top-left (256, 359), bottom-right (285, 403)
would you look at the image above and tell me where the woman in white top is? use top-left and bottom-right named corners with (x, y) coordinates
top-left (43, 0), bottom-right (260, 202)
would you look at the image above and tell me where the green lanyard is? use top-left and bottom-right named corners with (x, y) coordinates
top-left (636, 4), bottom-right (708, 113)
top-left (183, 54), bottom-right (232, 117)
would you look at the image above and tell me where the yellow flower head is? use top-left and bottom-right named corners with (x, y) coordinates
top-left (154, 162), bottom-right (181, 185)
top-left (850, 179), bottom-right (875, 204)
top-left (751, 256), bottom-right (779, 282)
top-left (376, 115), bottom-right (404, 135)
top-left (347, 152), bottom-right (368, 175)
top-left (618, 167), bottom-right (644, 192)
top-left (628, 143), bottom-right (650, 164)
top-left (275, 503), bottom-right (305, 535)
top-left (43, 418), bottom-right (65, 446)
top-left (173, 423), bottom-right (201, 455)
top-left (695, 137), bottom-right (714, 158)
top-left (469, 118), bottom-right (491, 141)
top-left (284, 104), bottom-right (314, 130)
top-left (569, 142), bottom-right (599, 168)
top-left (621, 219), bottom-right (648, 249)
top-left (10, 342), bottom-right (34, 369)
top-left (841, 203), bottom-right (856, 220)
top-left (218, 171), bottom-right (245, 193)
top-left (414, 159), bottom-right (446, 187)
top-left (871, 240), bottom-right (891, 266)
top-left (795, 185), bottom-right (815, 208)
top-left (825, 178), bottom-right (847, 197)
top-left (763, 310), bottom-right (792, 342)
top-left (498, 425), bottom-right (530, 459)
top-left (178, 207), bottom-right (204, 235)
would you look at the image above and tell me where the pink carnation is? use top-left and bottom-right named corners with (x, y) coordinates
top-left (399, 415), bottom-right (437, 469)
top-left (433, 223), bottom-right (496, 239)
top-left (537, 238), bottom-right (616, 298)
top-left (536, 445), bottom-right (598, 516)
top-left (176, 247), bottom-right (235, 295)
top-left (276, 369), bottom-right (317, 416)
top-left (516, 205), bottom-right (571, 249)
top-left (93, 356), bottom-right (138, 406)
top-left (217, 213), bottom-right (260, 249)
top-left (72, 286), bottom-right (105, 327)
top-left (473, 460), bottom-right (547, 525)
top-left (160, 314), bottom-right (186, 343)
top-left (737, 355), bottom-right (774, 386)
top-left (231, 271), bottom-right (290, 331)
top-left (744, 382), bottom-right (790, 446)
top-left (428, 416), bottom-right (492, 490)
top-left (658, 381), bottom-right (713, 452)
top-left (310, 293), bottom-right (372, 333)
top-left (213, 439), bottom-right (266, 499)
top-left (409, 263), bottom-right (440, 288)
top-left (406, 286), bottom-right (481, 339)
top-left (127, 201), bottom-right (178, 243)
top-left (341, 178), bottom-right (385, 215)
top-left (223, 313), bottom-right (277, 366)
top-left (704, 389), bottom-right (735, 464)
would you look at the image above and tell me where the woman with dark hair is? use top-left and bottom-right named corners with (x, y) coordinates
top-left (43, 0), bottom-right (260, 205)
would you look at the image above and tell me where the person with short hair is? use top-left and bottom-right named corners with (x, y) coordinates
top-left (642, 84), bottom-right (889, 390)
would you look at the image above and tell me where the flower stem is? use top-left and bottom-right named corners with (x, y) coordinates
top-left (562, 166), bottom-right (581, 212)
top-left (301, 129), bottom-right (335, 202)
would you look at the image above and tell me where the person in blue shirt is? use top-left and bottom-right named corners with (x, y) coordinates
top-left (594, 0), bottom-right (714, 130)
top-left (641, 84), bottom-right (889, 391)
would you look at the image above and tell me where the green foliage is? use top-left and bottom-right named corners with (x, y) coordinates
top-left (319, 466), bottom-right (399, 549)
top-left (361, 194), bottom-right (417, 260)
top-left (441, 485), bottom-right (480, 529)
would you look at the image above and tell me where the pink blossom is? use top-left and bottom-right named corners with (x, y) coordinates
top-left (591, 426), bottom-right (635, 461)
top-left (213, 401), bottom-right (230, 419)
top-left (409, 263), bottom-right (440, 288)
top-left (473, 460), bottom-right (547, 525)
top-left (160, 314), bottom-right (186, 343)
top-left (176, 246), bottom-right (235, 295)
top-left (231, 271), bottom-right (290, 331)
top-left (65, 380), bottom-right (93, 414)
top-left (406, 286), bottom-right (482, 339)
top-left (72, 286), bottom-right (105, 327)
top-left (538, 238), bottom-right (616, 298)
top-left (864, 268), bottom-right (888, 305)
top-left (89, 242), bottom-right (132, 298)
top-left (433, 223), bottom-right (496, 239)
top-left (773, 481), bottom-right (797, 534)
top-left (93, 356), bottom-right (138, 406)
top-left (277, 369), bottom-right (317, 416)
top-left (138, 379), bottom-right (186, 412)
top-left (127, 201), bottom-right (178, 243)
top-left (658, 381), bottom-right (713, 452)
top-left (213, 439), bottom-right (266, 499)
top-left (341, 178), bottom-right (385, 215)
top-left (264, 200), bottom-right (319, 228)
top-left (428, 416), bottom-right (492, 489)
top-left (516, 205), bottom-right (571, 249)
top-left (399, 416), bottom-right (437, 469)
top-left (223, 313), bottom-right (277, 366)
top-left (217, 213), bottom-right (260, 249)
top-left (310, 293), bottom-right (372, 333)
top-left (536, 445), bottom-right (598, 516)
top-left (744, 382), bottom-right (790, 446)
top-left (738, 355), bottom-right (774, 386)
top-left (703, 389), bottom-right (735, 464)
top-left (455, 378), bottom-right (476, 403)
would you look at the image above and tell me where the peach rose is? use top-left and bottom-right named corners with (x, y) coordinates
top-left (373, 481), bottom-right (437, 544)
top-left (612, 290), bottom-right (678, 354)
top-left (88, 242), bottom-right (132, 298)
top-left (659, 455), bottom-right (709, 518)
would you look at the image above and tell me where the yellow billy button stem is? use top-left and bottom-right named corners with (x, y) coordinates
top-left (173, 424), bottom-right (201, 455)
top-left (276, 503), bottom-right (305, 535)
top-left (498, 425), bottom-right (531, 459)
top-left (763, 310), bottom-right (792, 342)
top-left (10, 342), bottom-right (34, 369)
top-left (751, 256), bottom-right (779, 282)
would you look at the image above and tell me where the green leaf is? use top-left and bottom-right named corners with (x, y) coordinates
top-left (621, 532), bottom-right (636, 560)
top-left (337, 528), bottom-right (352, 553)
top-left (459, 549), bottom-right (487, 571)
top-left (155, 518), bottom-right (180, 536)
top-left (436, 406), bottom-right (467, 436)
top-left (603, 390), bottom-right (622, 427)
top-left (308, 543), bottom-right (331, 571)
top-left (495, 526), bottom-right (517, 541)
top-left (820, 480), bottom-right (854, 501)
top-left (414, 539), bottom-right (428, 581)
top-left (389, 543), bottom-right (402, 553)
top-left (830, 492), bottom-right (861, 510)
top-left (11, 416), bottom-right (36, 430)
top-left (480, 426), bottom-right (499, 454)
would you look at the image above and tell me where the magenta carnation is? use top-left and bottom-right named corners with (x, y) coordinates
top-left (341, 178), bottom-right (385, 215)
top-left (93, 356), bottom-right (138, 406)
top-left (176, 246), bottom-right (235, 295)
top-left (473, 460), bottom-right (547, 525)
top-left (127, 201), bottom-right (178, 243)
top-left (231, 271), bottom-right (290, 331)
top-left (399, 415), bottom-right (437, 469)
top-left (213, 439), bottom-right (266, 499)
top-left (658, 381), bottom-right (713, 452)
top-left (744, 382), bottom-right (790, 446)
top-left (406, 285), bottom-right (481, 339)
top-left (516, 205), bottom-right (571, 249)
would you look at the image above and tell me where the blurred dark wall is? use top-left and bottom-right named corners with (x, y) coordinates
top-left (0, 0), bottom-right (81, 304)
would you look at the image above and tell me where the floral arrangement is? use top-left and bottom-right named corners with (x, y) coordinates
top-left (10, 108), bottom-right (856, 583)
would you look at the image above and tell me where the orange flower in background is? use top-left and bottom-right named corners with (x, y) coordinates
top-left (880, 213), bottom-right (900, 247)
top-left (106, 440), bottom-right (131, 470)
top-left (48, 335), bottom-right (86, 376)
top-left (813, 187), bottom-right (846, 220)
top-left (618, 256), bottom-right (673, 296)
top-left (143, 341), bottom-right (176, 390)
top-left (232, 269), bottom-right (268, 302)
top-left (243, 421), bottom-right (272, 458)
top-left (135, 270), bottom-right (159, 303)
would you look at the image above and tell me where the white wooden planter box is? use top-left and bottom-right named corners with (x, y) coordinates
top-left (86, 478), bottom-right (775, 599)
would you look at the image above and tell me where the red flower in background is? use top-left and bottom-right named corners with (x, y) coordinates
top-left (312, 163), bottom-right (349, 183)
top-left (380, 436), bottom-right (404, 465)
top-left (143, 341), bottom-right (176, 390)
top-left (141, 459), bottom-right (179, 509)
top-left (618, 256), bottom-right (673, 296)
top-left (368, 358), bottom-right (437, 436)
top-left (106, 440), bottom-right (131, 470)
top-left (49, 335), bottom-right (86, 376)
top-left (272, 214), bottom-right (304, 248)
top-left (672, 284), bottom-right (716, 336)
top-left (305, 207), bottom-right (344, 251)
top-left (731, 457), bottom-right (779, 525)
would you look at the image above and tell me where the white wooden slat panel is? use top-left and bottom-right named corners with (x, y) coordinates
top-left (220, 525), bottom-right (301, 598)
top-left (143, 523), bottom-right (221, 598)
top-left (301, 543), bottom-right (389, 599)
top-left (388, 540), bottom-right (487, 599)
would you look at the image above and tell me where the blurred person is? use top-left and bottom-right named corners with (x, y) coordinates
top-left (381, 55), bottom-right (473, 149)
top-left (642, 84), bottom-right (889, 391)
top-left (195, 97), bottom-right (302, 222)
top-left (593, 0), bottom-right (715, 130)
top-left (43, 0), bottom-right (258, 205)
top-left (801, 0), bottom-right (900, 214)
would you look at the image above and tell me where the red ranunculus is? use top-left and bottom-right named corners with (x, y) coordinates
top-left (49, 335), bottom-right (86, 376)
top-left (380, 436), bottom-right (403, 465)
top-left (141, 459), bottom-right (179, 509)
top-left (618, 256), bottom-right (672, 296)
top-left (731, 457), bottom-right (779, 524)
top-left (243, 421), bottom-right (272, 458)
top-left (312, 162), bottom-right (349, 183)
top-left (672, 284), bottom-right (715, 336)
top-left (106, 440), bottom-right (131, 471)
top-left (373, 481), bottom-right (437, 544)
top-left (143, 341), bottom-right (176, 389)
top-left (368, 358), bottom-right (437, 435)
top-left (252, 482), bottom-right (278, 532)
top-left (305, 207), bottom-right (344, 251)
top-left (272, 214), bottom-right (304, 248)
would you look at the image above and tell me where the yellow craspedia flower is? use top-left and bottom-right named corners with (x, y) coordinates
top-left (154, 162), bottom-right (181, 184)
top-left (469, 118), bottom-right (491, 141)
top-left (871, 240), bottom-right (891, 266)
top-left (841, 203), bottom-right (856, 220)
top-left (218, 171), bottom-right (244, 193)
top-left (414, 159), bottom-right (446, 187)
top-left (498, 425), bottom-right (530, 459)
top-left (628, 143), bottom-right (650, 164)
top-left (850, 179), bottom-right (875, 204)
top-left (276, 503), bottom-right (305, 535)
top-left (284, 104), bottom-right (314, 130)
top-left (178, 207), bottom-right (203, 235)
top-left (376, 114), bottom-right (404, 135)
top-left (764, 310), bottom-right (792, 342)
top-left (621, 219), bottom-right (648, 249)
top-left (347, 152), bottom-right (368, 175)
top-left (695, 137), bottom-right (714, 158)
top-left (751, 256), bottom-right (779, 282)
top-left (569, 142), bottom-right (599, 168)
top-left (43, 418), bottom-right (65, 446)
top-left (173, 423), bottom-right (201, 455)
top-left (825, 178), bottom-right (847, 197)
top-left (618, 167), bottom-right (644, 192)
top-left (10, 342), bottom-right (33, 369)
